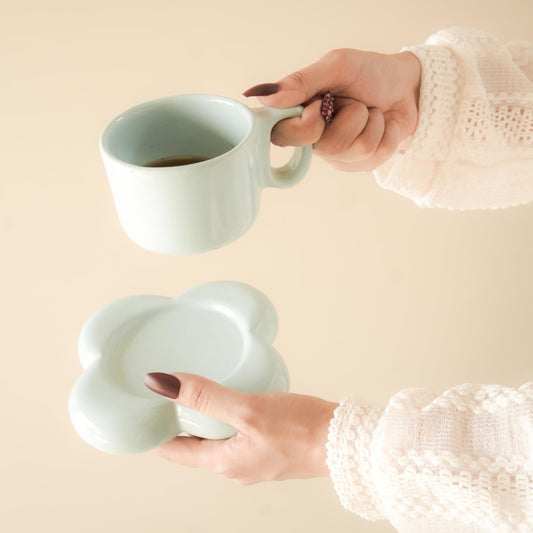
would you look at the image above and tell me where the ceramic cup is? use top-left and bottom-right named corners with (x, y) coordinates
top-left (100, 94), bottom-right (312, 254)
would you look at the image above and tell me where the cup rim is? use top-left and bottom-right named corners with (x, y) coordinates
top-left (99, 93), bottom-right (255, 170)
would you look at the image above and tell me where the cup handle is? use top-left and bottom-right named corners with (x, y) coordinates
top-left (252, 105), bottom-right (313, 189)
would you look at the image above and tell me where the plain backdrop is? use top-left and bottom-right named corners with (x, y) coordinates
top-left (1, 1), bottom-right (532, 532)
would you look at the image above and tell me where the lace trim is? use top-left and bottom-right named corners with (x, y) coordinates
top-left (326, 396), bottom-right (385, 520)
top-left (403, 44), bottom-right (464, 162)
top-left (454, 97), bottom-right (533, 163)
top-left (327, 385), bottom-right (533, 530)
top-left (389, 383), bottom-right (533, 415)
top-left (380, 450), bottom-right (533, 530)
top-left (373, 44), bottom-right (465, 203)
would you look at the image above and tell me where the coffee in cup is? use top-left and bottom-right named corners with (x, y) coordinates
top-left (143, 155), bottom-right (211, 167)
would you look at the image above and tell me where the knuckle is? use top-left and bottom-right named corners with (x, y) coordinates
top-left (375, 124), bottom-right (400, 159)
top-left (354, 109), bottom-right (383, 159)
top-left (310, 117), bottom-right (326, 142)
top-left (213, 458), bottom-right (232, 478)
top-left (315, 136), bottom-right (347, 158)
top-left (323, 48), bottom-right (350, 68)
top-left (187, 381), bottom-right (211, 414)
top-left (213, 454), bottom-right (247, 483)
top-left (235, 477), bottom-right (254, 487)
top-left (355, 135), bottom-right (377, 159)
top-left (286, 70), bottom-right (307, 95)
top-left (374, 144), bottom-right (394, 163)
top-left (297, 101), bottom-right (326, 145)
top-left (355, 101), bottom-right (370, 122)
top-left (236, 395), bottom-right (260, 430)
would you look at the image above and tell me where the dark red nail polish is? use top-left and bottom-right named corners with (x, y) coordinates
top-left (144, 372), bottom-right (181, 399)
top-left (243, 83), bottom-right (280, 97)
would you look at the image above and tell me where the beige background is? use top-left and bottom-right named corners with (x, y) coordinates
top-left (1, 0), bottom-right (532, 532)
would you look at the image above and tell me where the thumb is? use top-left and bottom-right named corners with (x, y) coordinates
top-left (243, 55), bottom-right (335, 108)
top-left (144, 372), bottom-right (249, 429)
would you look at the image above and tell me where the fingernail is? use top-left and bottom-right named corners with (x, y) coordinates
top-left (243, 83), bottom-right (280, 97)
top-left (144, 372), bottom-right (181, 399)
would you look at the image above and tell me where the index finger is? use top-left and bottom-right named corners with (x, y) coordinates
top-left (252, 52), bottom-right (344, 108)
top-left (270, 99), bottom-right (325, 147)
top-left (154, 435), bottom-right (224, 469)
top-left (269, 96), bottom-right (356, 147)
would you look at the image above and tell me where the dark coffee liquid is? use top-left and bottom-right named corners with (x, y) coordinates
top-left (143, 155), bottom-right (210, 167)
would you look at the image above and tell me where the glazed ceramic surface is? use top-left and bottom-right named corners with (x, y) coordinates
top-left (100, 94), bottom-right (312, 255)
top-left (69, 281), bottom-right (289, 455)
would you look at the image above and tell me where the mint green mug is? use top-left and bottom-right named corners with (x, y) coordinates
top-left (100, 94), bottom-right (312, 254)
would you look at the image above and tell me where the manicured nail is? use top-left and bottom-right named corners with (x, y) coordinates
top-left (243, 83), bottom-right (280, 97)
top-left (144, 372), bottom-right (181, 399)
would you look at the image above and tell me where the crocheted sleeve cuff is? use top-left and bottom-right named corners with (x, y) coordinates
top-left (326, 395), bottom-right (386, 520)
top-left (373, 41), bottom-right (463, 205)
top-left (374, 28), bottom-right (533, 209)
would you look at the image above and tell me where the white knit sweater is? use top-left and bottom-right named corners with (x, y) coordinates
top-left (327, 28), bottom-right (533, 532)
top-left (374, 27), bottom-right (533, 209)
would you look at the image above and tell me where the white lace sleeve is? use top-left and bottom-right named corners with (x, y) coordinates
top-left (326, 383), bottom-right (533, 532)
top-left (374, 27), bottom-right (533, 210)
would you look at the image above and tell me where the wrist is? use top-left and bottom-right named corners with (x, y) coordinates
top-left (396, 51), bottom-right (421, 107)
top-left (309, 401), bottom-right (338, 477)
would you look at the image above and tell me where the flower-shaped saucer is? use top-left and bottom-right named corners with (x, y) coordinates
top-left (69, 281), bottom-right (289, 455)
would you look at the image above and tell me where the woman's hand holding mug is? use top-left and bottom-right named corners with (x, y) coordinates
top-left (244, 48), bottom-right (422, 172)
